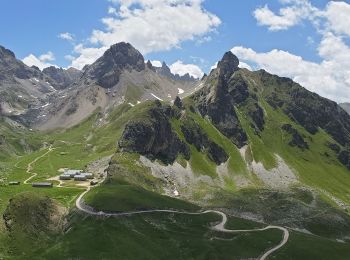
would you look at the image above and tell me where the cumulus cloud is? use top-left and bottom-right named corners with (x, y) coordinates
top-left (253, 0), bottom-right (319, 31)
top-left (241, 0), bottom-right (350, 102)
top-left (22, 51), bottom-right (56, 70)
top-left (70, 45), bottom-right (107, 70)
top-left (169, 60), bottom-right (204, 79)
top-left (150, 60), bottom-right (162, 67)
top-left (324, 1), bottom-right (350, 37)
top-left (69, 0), bottom-right (220, 69)
top-left (39, 51), bottom-right (55, 62)
top-left (59, 32), bottom-right (75, 41)
top-left (231, 34), bottom-right (350, 103)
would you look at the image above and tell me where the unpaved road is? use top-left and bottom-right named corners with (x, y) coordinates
top-left (23, 145), bottom-right (54, 184)
top-left (76, 185), bottom-right (289, 260)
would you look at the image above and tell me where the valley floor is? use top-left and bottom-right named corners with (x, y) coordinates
top-left (1, 139), bottom-right (350, 259)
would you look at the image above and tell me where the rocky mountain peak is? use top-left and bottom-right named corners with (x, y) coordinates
top-left (82, 42), bottom-right (146, 88)
top-left (106, 42), bottom-right (145, 70)
top-left (146, 60), bottom-right (155, 71)
top-left (217, 51), bottom-right (239, 80)
top-left (0, 45), bottom-right (15, 59)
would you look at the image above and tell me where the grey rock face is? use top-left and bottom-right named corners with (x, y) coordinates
top-left (43, 66), bottom-right (82, 89)
top-left (180, 116), bottom-right (228, 165)
top-left (82, 42), bottom-right (146, 89)
top-left (118, 102), bottom-right (190, 164)
top-left (155, 62), bottom-right (196, 81)
top-left (0, 46), bottom-right (40, 80)
top-left (281, 124), bottom-right (309, 150)
top-left (191, 52), bottom-right (248, 148)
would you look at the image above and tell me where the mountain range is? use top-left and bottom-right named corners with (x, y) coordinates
top-left (1, 42), bottom-right (350, 259)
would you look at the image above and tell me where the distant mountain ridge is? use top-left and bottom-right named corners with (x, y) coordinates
top-left (43, 66), bottom-right (82, 90)
top-left (153, 61), bottom-right (197, 81)
top-left (28, 43), bottom-right (199, 130)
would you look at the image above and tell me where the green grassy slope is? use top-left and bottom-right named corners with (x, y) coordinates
top-left (40, 212), bottom-right (283, 260)
top-left (84, 179), bottom-right (198, 212)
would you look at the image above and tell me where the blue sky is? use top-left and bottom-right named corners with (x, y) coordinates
top-left (0, 0), bottom-right (349, 102)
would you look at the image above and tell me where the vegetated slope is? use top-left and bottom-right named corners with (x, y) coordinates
top-left (2, 192), bottom-right (67, 257)
top-left (112, 51), bottom-right (350, 206)
top-left (0, 115), bottom-right (41, 161)
top-left (74, 51), bottom-right (350, 243)
top-left (33, 42), bottom-right (199, 131)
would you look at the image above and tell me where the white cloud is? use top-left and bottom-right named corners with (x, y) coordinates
top-left (150, 60), bottom-right (162, 67)
top-left (245, 1), bottom-right (350, 102)
top-left (69, 0), bottom-right (220, 69)
top-left (210, 61), bottom-right (218, 71)
top-left (231, 39), bottom-right (350, 103)
top-left (169, 60), bottom-right (203, 79)
top-left (22, 51), bottom-right (56, 70)
top-left (70, 44), bottom-right (107, 70)
top-left (64, 54), bottom-right (75, 61)
top-left (238, 61), bottom-right (252, 70)
top-left (324, 1), bottom-right (350, 37)
top-left (253, 0), bottom-right (319, 31)
top-left (39, 51), bottom-right (55, 62)
top-left (59, 32), bottom-right (75, 41)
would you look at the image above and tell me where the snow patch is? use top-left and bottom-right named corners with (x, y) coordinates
top-left (128, 102), bottom-right (135, 107)
top-left (137, 101), bottom-right (141, 104)
top-left (41, 103), bottom-right (50, 108)
top-left (150, 93), bottom-right (163, 101)
top-left (177, 88), bottom-right (184, 94)
top-left (33, 78), bottom-right (39, 82)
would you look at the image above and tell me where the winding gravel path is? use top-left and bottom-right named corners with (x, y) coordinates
top-left (76, 186), bottom-right (289, 260)
top-left (23, 145), bottom-right (54, 184)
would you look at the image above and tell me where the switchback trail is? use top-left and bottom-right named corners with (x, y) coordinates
top-left (23, 145), bottom-right (54, 184)
top-left (76, 186), bottom-right (289, 260)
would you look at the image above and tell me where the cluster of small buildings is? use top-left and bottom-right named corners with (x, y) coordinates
top-left (59, 169), bottom-right (94, 181)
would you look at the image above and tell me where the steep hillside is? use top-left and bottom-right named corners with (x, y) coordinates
top-left (93, 51), bottom-right (350, 238)
top-left (0, 45), bottom-right (58, 117)
top-left (0, 116), bottom-right (41, 161)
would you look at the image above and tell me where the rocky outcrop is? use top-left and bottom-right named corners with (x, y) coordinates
top-left (146, 60), bottom-right (155, 71)
top-left (43, 66), bottom-right (82, 89)
top-left (82, 42), bottom-right (146, 89)
top-left (191, 52), bottom-right (248, 148)
top-left (0, 45), bottom-right (42, 80)
top-left (174, 96), bottom-right (183, 109)
top-left (338, 150), bottom-right (350, 170)
top-left (180, 116), bottom-right (228, 165)
top-left (262, 71), bottom-right (350, 146)
top-left (281, 124), bottom-right (309, 150)
top-left (155, 62), bottom-right (196, 81)
top-left (118, 102), bottom-right (190, 164)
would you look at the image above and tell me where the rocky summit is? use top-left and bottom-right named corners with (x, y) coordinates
top-left (82, 42), bottom-right (146, 89)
